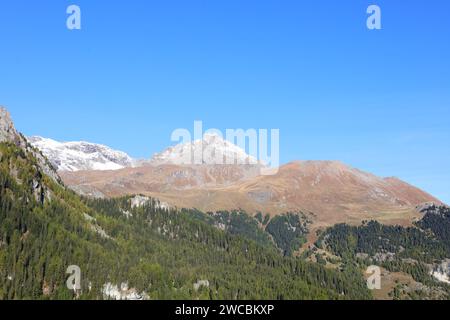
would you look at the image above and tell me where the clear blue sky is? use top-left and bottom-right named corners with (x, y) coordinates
top-left (0, 0), bottom-right (449, 203)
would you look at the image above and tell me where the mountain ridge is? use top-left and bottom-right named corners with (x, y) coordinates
top-left (10, 107), bottom-right (443, 230)
top-left (60, 159), bottom-right (443, 230)
top-left (27, 132), bottom-right (264, 172)
top-left (28, 136), bottom-right (136, 172)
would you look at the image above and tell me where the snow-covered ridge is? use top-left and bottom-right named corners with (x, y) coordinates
top-left (29, 133), bottom-right (262, 173)
top-left (151, 133), bottom-right (261, 166)
top-left (28, 136), bottom-right (135, 172)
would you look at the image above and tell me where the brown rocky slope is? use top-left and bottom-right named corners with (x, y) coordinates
top-left (60, 160), bottom-right (442, 229)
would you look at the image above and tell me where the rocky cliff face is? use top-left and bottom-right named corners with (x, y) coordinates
top-left (0, 107), bottom-right (22, 145)
top-left (0, 106), bottom-right (61, 185)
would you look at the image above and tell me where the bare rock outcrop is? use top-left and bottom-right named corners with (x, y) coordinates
top-left (0, 106), bottom-right (62, 186)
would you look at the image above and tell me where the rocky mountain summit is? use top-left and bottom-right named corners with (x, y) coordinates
top-left (151, 133), bottom-right (260, 166)
top-left (0, 107), bottom-right (60, 184)
top-left (0, 107), bottom-right (19, 144)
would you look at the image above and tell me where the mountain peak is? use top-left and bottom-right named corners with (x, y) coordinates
top-left (0, 107), bottom-right (61, 183)
top-left (28, 136), bottom-right (135, 172)
top-left (151, 133), bottom-right (260, 166)
top-left (0, 106), bottom-right (19, 143)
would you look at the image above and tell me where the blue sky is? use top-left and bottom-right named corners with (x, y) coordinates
top-left (0, 0), bottom-right (449, 203)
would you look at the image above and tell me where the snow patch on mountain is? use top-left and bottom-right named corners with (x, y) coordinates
top-left (28, 136), bottom-right (135, 172)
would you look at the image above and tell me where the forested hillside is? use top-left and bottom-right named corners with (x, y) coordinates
top-left (0, 141), bottom-right (372, 300)
top-left (318, 208), bottom-right (450, 299)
